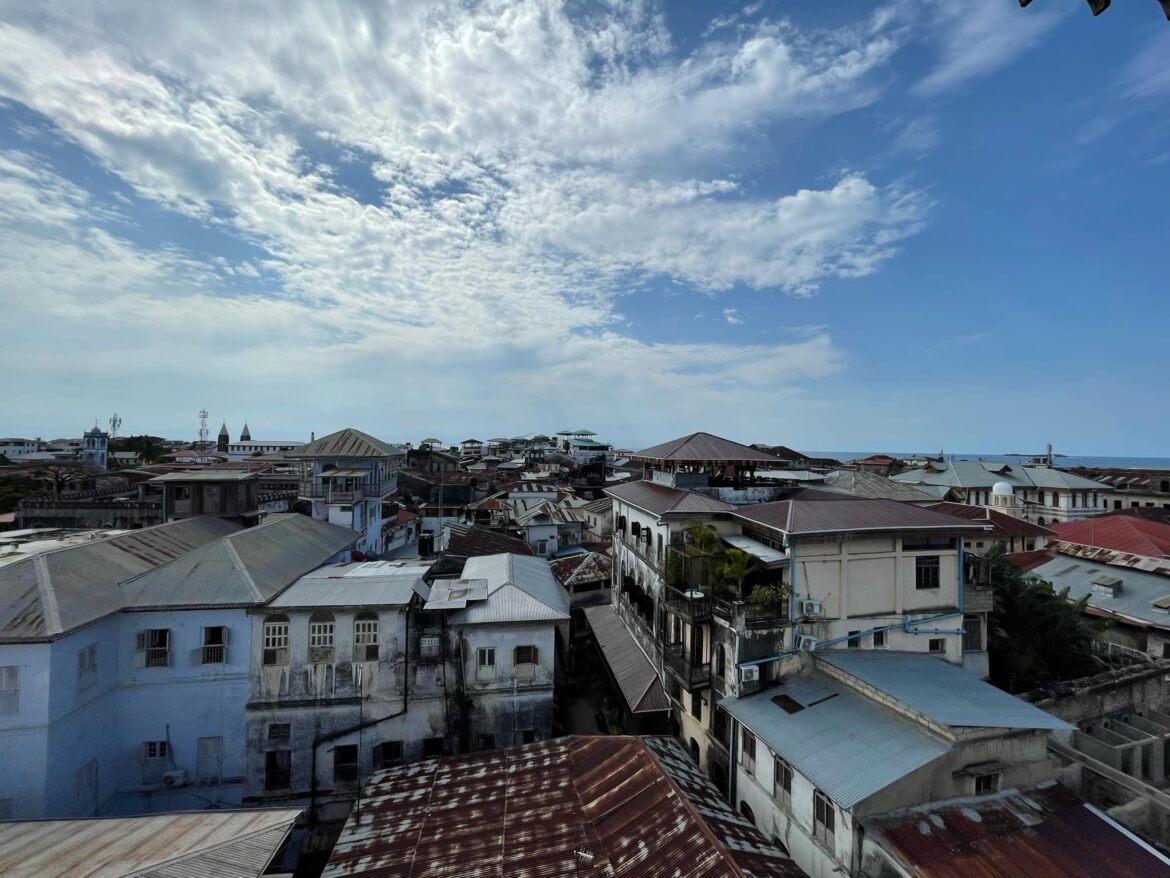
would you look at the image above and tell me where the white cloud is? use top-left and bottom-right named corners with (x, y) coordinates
top-left (723, 308), bottom-right (743, 325)
top-left (0, 1), bottom-right (922, 439)
top-left (911, 0), bottom-right (1065, 98)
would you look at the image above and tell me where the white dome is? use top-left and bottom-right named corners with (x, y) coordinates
top-left (992, 481), bottom-right (1014, 496)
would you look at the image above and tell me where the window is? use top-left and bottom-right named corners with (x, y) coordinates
top-left (915, 556), bottom-right (941, 590)
top-left (691, 693), bottom-right (703, 722)
top-left (354, 614), bottom-right (379, 662)
top-left (929, 638), bottom-right (946, 654)
top-left (714, 645), bottom-right (726, 679)
top-left (975, 772), bottom-right (999, 795)
top-left (423, 736), bottom-right (445, 757)
top-left (873, 630), bottom-right (887, 649)
top-left (333, 744), bottom-right (358, 784)
top-left (479, 647), bottom-right (496, 667)
top-left (903, 535), bottom-right (956, 551)
top-left (200, 626), bottom-right (226, 664)
top-left (963, 615), bottom-right (983, 652)
top-left (374, 740), bottom-right (403, 769)
top-left (77, 644), bottom-right (98, 690)
top-left (813, 790), bottom-right (835, 846)
top-left (265, 750), bottom-right (291, 790)
top-left (520, 729), bottom-right (537, 744)
top-left (141, 740), bottom-right (170, 784)
top-left (262, 617), bottom-right (289, 665)
top-left (309, 612), bottom-right (335, 663)
top-left (1051, 492), bottom-right (1059, 507)
top-left (847, 630), bottom-right (861, 648)
top-left (477, 734), bottom-right (496, 750)
top-left (774, 756), bottom-right (793, 804)
top-left (268, 722), bottom-right (291, 742)
top-left (419, 635), bottom-right (441, 659)
top-left (536, 539), bottom-right (548, 555)
top-left (740, 801), bottom-right (756, 826)
top-left (657, 533), bottom-right (663, 562)
top-left (741, 728), bottom-right (756, 774)
top-left (196, 736), bottom-right (223, 783)
top-left (137, 629), bottom-right (170, 667)
top-left (514, 644), bottom-right (537, 665)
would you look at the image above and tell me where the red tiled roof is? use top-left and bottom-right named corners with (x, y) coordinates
top-left (1048, 514), bottom-right (1170, 558)
top-left (1004, 548), bottom-right (1057, 571)
top-left (925, 502), bottom-right (1055, 538)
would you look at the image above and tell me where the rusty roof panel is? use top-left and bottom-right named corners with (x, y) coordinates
top-left (864, 781), bottom-right (1170, 878)
top-left (632, 433), bottom-right (782, 465)
top-left (322, 736), bottom-right (805, 878)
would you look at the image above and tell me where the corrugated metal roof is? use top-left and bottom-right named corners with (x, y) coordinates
top-left (292, 427), bottom-right (402, 459)
top-left (1048, 514), bottom-right (1170, 558)
top-left (864, 781), bottom-right (1170, 878)
top-left (150, 471), bottom-right (256, 482)
top-left (584, 604), bottom-right (669, 714)
top-left (0, 808), bottom-right (301, 878)
top-left (122, 514), bottom-right (357, 607)
top-left (321, 736), bottom-right (805, 878)
top-left (722, 534), bottom-right (786, 565)
top-left (720, 672), bottom-right (950, 809)
top-left (1033, 555), bottom-right (1170, 630)
top-left (816, 651), bottom-right (1072, 730)
top-left (443, 524), bottom-right (534, 557)
top-left (924, 502), bottom-right (1056, 538)
top-left (824, 470), bottom-right (939, 502)
top-left (632, 433), bottom-right (782, 465)
top-left (734, 497), bottom-right (987, 536)
top-left (449, 554), bottom-right (570, 624)
top-left (605, 480), bottom-right (735, 517)
top-left (423, 578), bottom-right (488, 610)
top-left (550, 551), bottom-right (612, 587)
top-left (892, 460), bottom-right (1106, 492)
top-left (0, 517), bottom-right (241, 640)
top-left (271, 560), bottom-right (434, 608)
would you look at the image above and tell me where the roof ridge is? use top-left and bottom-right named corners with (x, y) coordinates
top-left (120, 815), bottom-right (297, 878)
top-left (33, 554), bottom-right (62, 636)
top-left (222, 535), bottom-right (263, 602)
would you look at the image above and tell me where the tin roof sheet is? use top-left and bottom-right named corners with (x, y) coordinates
top-left (0, 517), bottom-right (241, 640)
top-left (924, 502), bottom-right (1056, 538)
top-left (721, 672), bottom-right (949, 809)
top-left (292, 427), bottom-right (401, 459)
top-left (321, 736), bottom-right (804, 878)
top-left (823, 470), bottom-right (939, 502)
top-left (122, 514), bottom-right (357, 607)
top-left (721, 534), bottom-right (787, 565)
top-left (1032, 555), bottom-right (1170, 630)
top-left (443, 524), bottom-right (534, 558)
top-left (1048, 514), bottom-right (1170, 559)
top-left (606, 480), bottom-right (734, 517)
top-left (864, 781), bottom-right (1170, 878)
top-left (272, 559), bottom-right (434, 608)
top-left (892, 460), bottom-right (1105, 492)
top-left (632, 433), bottom-right (782, 465)
top-left (583, 604), bottom-right (669, 715)
top-left (449, 554), bottom-right (570, 624)
top-left (0, 807), bottom-right (301, 878)
top-left (550, 551), bottom-right (612, 587)
top-left (733, 497), bottom-right (986, 536)
top-left (816, 651), bottom-right (1072, 730)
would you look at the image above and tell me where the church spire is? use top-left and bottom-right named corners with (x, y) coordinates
top-left (240, 422), bottom-right (251, 442)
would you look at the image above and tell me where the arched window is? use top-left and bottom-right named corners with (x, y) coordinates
top-left (309, 611), bottom-right (335, 662)
top-left (262, 615), bottom-right (290, 666)
top-left (354, 612), bottom-right (379, 662)
top-left (739, 801), bottom-right (756, 826)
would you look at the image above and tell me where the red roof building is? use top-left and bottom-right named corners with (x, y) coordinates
top-left (1048, 514), bottom-right (1170, 559)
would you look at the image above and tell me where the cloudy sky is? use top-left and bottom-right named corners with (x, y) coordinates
top-left (0, 0), bottom-right (1166, 453)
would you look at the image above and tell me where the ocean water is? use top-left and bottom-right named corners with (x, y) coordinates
top-left (808, 452), bottom-right (1170, 471)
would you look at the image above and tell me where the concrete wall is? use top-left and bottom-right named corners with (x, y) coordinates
top-left (1024, 664), bottom-right (1170, 726)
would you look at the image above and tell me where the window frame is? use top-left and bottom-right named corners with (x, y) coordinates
top-left (333, 744), bottom-right (359, 784)
top-left (374, 740), bottom-right (403, 770)
top-left (265, 749), bottom-right (292, 790)
top-left (915, 555), bottom-right (941, 590)
top-left (741, 728), bottom-right (756, 774)
top-left (354, 615), bottom-right (379, 662)
top-left (262, 617), bottom-right (290, 666)
top-left (813, 789), bottom-right (835, 847)
top-left (773, 756), bottom-right (793, 804)
top-left (77, 643), bottom-right (98, 690)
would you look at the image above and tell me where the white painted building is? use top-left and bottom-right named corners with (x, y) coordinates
top-left (723, 651), bottom-right (1072, 878)
top-left (0, 514), bottom-right (355, 820)
top-left (0, 438), bottom-right (38, 460)
top-left (244, 554), bottom-right (569, 815)
top-left (294, 427), bottom-right (405, 556)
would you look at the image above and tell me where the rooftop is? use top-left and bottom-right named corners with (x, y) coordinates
top-left (924, 501), bottom-right (1056, 539)
top-left (293, 427), bottom-right (401, 459)
top-left (824, 469), bottom-right (939, 502)
top-left (733, 496), bottom-right (987, 537)
top-left (0, 807), bottom-right (301, 878)
top-left (892, 460), bottom-right (1106, 492)
top-left (270, 559), bottom-right (434, 608)
top-left (550, 550), bottom-right (612, 587)
top-left (864, 781), bottom-right (1170, 878)
top-left (321, 736), bottom-right (804, 878)
top-left (583, 604), bottom-right (669, 715)
top-left (451, 553), bottom-right (570, 624)
top-left (605, 480), bottom-right (734, 517)
top-left (443, 523), bottom-right (534, 558)
top-left (631, 432), bottom-right (783, 466)
top-left (1048, 514), bottom-right (1170, 559)
top-left (1029, 555), bottom-right (1170, 630)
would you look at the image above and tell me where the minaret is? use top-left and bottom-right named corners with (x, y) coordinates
top-left (82, 422), bottom-right (109, 471)
top-left (217, 422), bottom-right (230, 453)
top-left (240, 422), bottom-right (251, 442)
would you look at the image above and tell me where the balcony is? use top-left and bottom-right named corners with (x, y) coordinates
top-left (663, 641), bottom-right (711, 690)
top-left (298, 479), bottom-right (393, 503)
top-left (663, 584), bottom-right (711, 622)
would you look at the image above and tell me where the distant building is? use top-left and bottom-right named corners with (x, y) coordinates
top-left (1068, 466), bottom-right (1170, 513)
top-left (152, 471), bottom-right (261, 525)
top-left (0, 438), bottom-right (38, 460)
top-left (80, 426), bottom-right (108, 471)
top-left (294, 428), bottom-right (405, 556)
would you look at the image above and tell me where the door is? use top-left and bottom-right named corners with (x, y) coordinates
top-left (197, 736), bottom-right (224, 783)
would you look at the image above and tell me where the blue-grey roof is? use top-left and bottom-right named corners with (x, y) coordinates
top-left (1033, 556), bottom-right (1170, 631)
top-left (720, 672), bottom-right (949, 809)
top-left (450, 554), bottom-right (570, 624)
top-left (891, 460), bottom-right (1104, 492)
top-left (817, 651), bottom-right (1072, 730)
top-left (271, 560), bottom-right (433, 608)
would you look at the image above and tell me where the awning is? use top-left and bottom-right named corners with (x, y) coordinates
top-left (583, 605), bottom-right (670, 715)
top-left (320, 468), bottom-right (369, 478)
top-left (722, 533), bottom-right (787, 565)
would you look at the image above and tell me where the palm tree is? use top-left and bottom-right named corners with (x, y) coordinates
top-left (720, 548), bottom-right (761, 597)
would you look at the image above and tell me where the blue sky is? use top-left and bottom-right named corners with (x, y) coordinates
top-left (0, 0), bottom-right (1166, 453)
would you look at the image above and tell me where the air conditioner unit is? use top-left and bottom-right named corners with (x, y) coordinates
top-left (161, 769), bottom-right (187, 789)
top-left (800, 599), bottom-right (823, 617)
top-left (740, 666), bottom-right (759, 683)
top-left (797, 635), bottom-right (818, 652)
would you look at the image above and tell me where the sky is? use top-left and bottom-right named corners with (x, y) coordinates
top-left (0, 0), bottom-right (1167, 454)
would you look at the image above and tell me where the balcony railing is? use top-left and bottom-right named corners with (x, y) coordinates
top-left (663, 585), bottom-right (712, 622)
top-left (298, 480), bottom-right (393, 502)
top-left (663, 642), bottom-right (711, 690)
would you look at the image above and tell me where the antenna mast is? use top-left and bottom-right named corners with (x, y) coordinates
top-left (109, 412), bottom-right (121, 439)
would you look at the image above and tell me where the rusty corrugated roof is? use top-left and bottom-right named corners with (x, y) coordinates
top-left (864, 781), bottom-right (1170, 877)
top-left (292, 427), bottom-right (401, 459)
top-left (321, 736), bottom-right (805, 878)
top-left (606, 480), bottom-right (734, 517)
